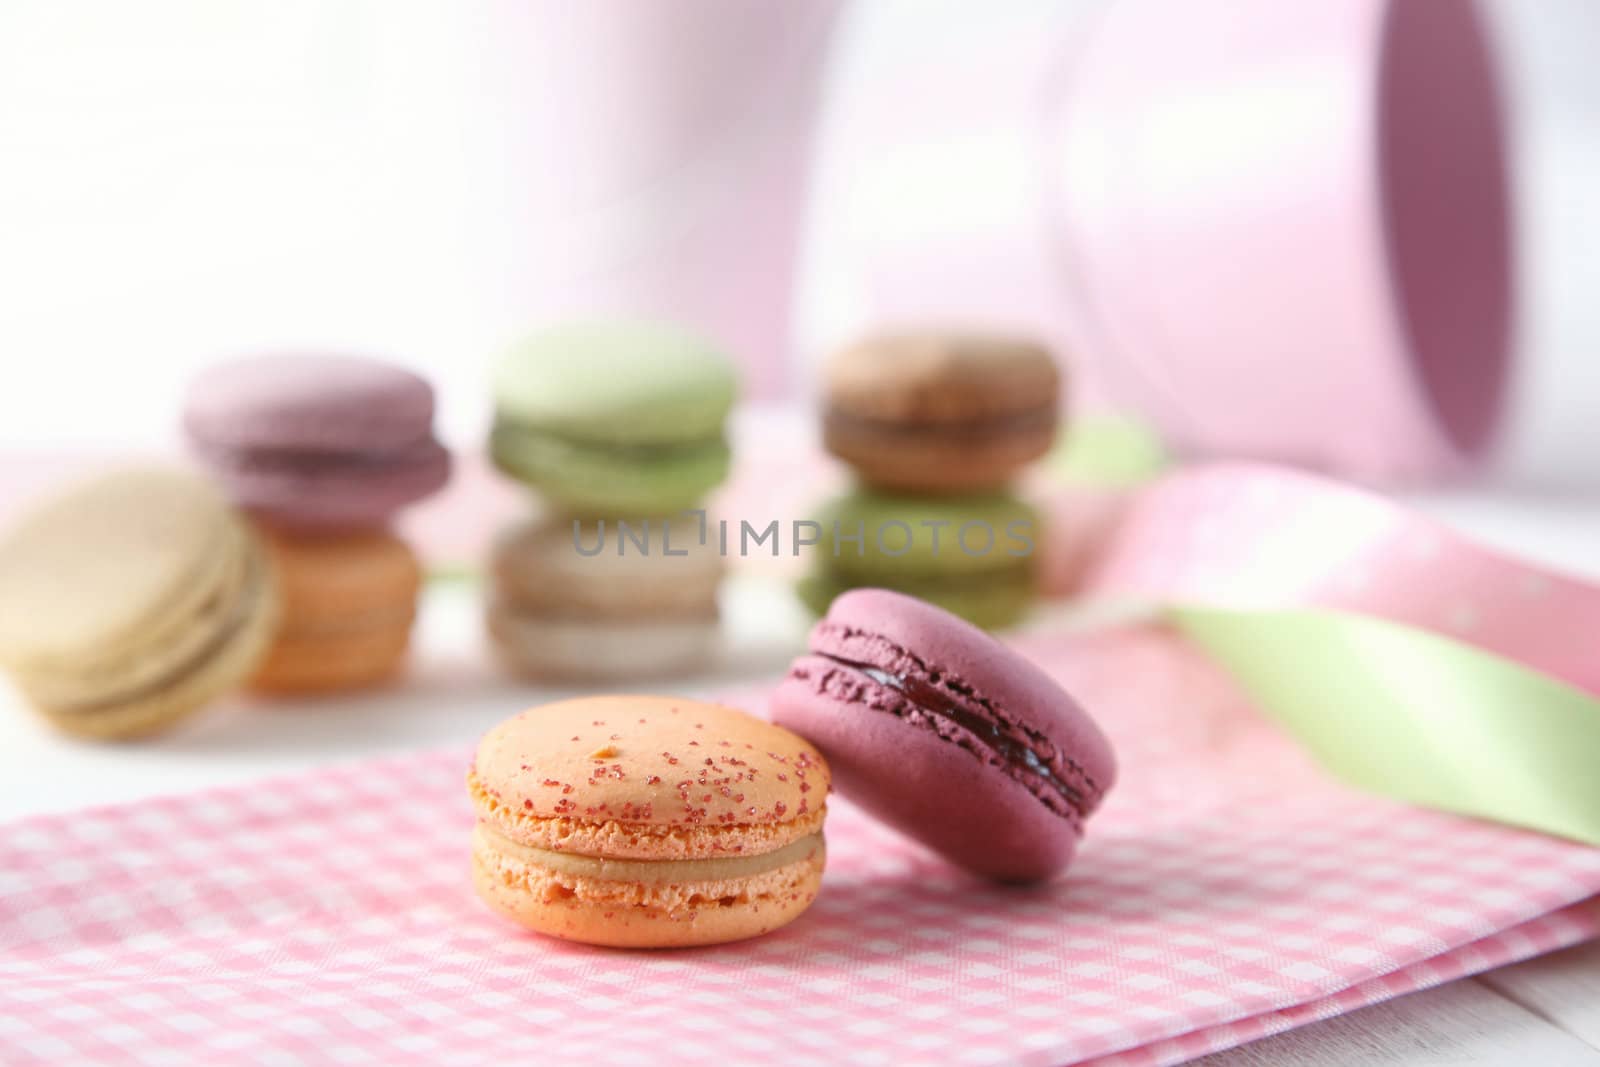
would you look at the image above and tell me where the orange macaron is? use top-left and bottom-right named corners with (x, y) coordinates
top-left (469, 696), bottom-right (829, 948)
top-left (251, 528), bottom-right (422, 693)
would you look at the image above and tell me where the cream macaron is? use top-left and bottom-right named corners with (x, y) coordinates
top-left (487, 512), bottom-right (723, 681)
top-left (0, 467), bottom-right (277, 739)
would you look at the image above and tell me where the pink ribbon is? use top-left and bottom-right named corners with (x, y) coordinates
top-left (1087, 463), bottom-right (1600, 693)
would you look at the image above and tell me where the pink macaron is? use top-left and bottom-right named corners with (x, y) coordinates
top-left (771, 589), bottom-right (1116, 882)
top-left (184, 354), bottom-right (451, 528)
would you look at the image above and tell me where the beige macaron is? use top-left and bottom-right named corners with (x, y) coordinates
top-left (0, 467), bottom-right (277, 739)
top-left (469, 695), bottom-right (829, 947)
top-left (487, 511), bottom-right (723, 681)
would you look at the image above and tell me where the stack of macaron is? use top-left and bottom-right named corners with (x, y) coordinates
top-left (0, 468), bottom-right (280, 739)
top-left (803, 331), bottom-right (1062, 628)
top-left (183, 354), bottom-right (451, 693)
top-left (486, 321), bottom-right (737, 681)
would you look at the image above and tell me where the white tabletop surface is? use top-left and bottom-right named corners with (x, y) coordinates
top-left (2, 491), bottom-right (1599, 1065)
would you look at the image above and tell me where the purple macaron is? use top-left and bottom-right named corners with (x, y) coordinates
top-left (184, 354), bottom-right (451, 528)
top-left (772, 589), bottom-right (1116, 882)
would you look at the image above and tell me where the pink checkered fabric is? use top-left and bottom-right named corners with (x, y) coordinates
top-left (3, 626), bottom-right (1598, 1066)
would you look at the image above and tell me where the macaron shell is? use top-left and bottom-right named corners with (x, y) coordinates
top-left (250, 624), bottom-right (411, 694)
top-left (0, 468), bottom-right (235, 669)
top-left (203, 438), bottom-right (451, 528)
top-left (492, 320), bottom-right (738, 445)
top-left (824, 413), bottom-right (1057, 494)
top-left (490, 423), bottom-right (728, 514)
top-left (487, 607), bottom-right (718, 682)
top-left (825, 331), bottom-right (1062, 423)
top-left (471, 832), bottom-right (824, 948)
top-left (472, 696), bottom-right (826, 836)
top-left (183, 353), bottom-right (437, 452)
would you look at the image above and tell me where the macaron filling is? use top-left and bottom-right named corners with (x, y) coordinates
top-left (794, 636), bottom-right (1101, 825)
top-left (491, 421), bottom-right (727, 462)
top-left (195, 438), bottom-right (449, 480)
top-left (280, 604), bottom-right (416, 638)
top-left (476, 825), bottom-right (824, 884)
top-left (824, 405), bottom-right (1057, 442)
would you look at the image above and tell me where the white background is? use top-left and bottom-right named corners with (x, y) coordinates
top-left (0, 0), bottom-right (1597, 480)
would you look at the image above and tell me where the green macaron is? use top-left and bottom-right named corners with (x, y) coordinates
top-left (490, 321), bottom-right (738, 514)
top-left (798, 488), bottom-right (1041, 630)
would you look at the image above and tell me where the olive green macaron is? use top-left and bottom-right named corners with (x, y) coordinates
top-left (798, 489), bottom-right (1042, 630)
top-left (490, 321), bottom-right (738, 515)
top-left (0, 467), bottom-right (278, 739)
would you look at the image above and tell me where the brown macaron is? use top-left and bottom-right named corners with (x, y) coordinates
top-left (822, 331), bottom-right (1062, 493)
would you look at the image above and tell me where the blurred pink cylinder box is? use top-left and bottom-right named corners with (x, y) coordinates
top-left (456, 0), bottom-right (842, 400)
top-left (805, 0), bottom-right (1511, 485)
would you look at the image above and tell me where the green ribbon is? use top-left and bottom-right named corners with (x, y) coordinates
top-left (1047, 414), bottom-right (1170, 487)
top-left (1171, 606), bottom-right (1600, 847)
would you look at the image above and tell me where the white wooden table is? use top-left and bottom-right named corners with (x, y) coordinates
top-left (2, 495), bottom-right (1599, 1065)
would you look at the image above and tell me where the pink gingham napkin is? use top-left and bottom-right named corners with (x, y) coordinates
top-left (4, 626), bottom-right (1599, 1066)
